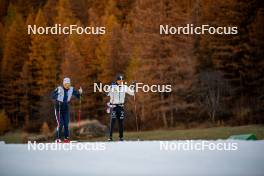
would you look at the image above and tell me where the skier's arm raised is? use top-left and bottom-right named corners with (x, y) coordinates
top-left (72, 87), bottom-right (83, 99)
top-left (126, 84), bottom-right (135, 96)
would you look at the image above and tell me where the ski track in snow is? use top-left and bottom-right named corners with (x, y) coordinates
top-left (0, 140), bottom-right (264, 176)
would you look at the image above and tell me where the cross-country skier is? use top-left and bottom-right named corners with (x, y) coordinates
top-left (107, 75), bottom-right (134, 141)
top-left (52, 77), bottom-right (83, 143)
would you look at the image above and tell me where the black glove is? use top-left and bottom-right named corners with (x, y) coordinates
top-left (131, 81), bottom-right (136, 90)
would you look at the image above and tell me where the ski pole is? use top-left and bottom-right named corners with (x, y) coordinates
top-left (108, 89), bottom-right (114, 140)
top-left (108, 103), bottom-right (113, 139)
top-left (54, 104), bottom-right (59, 137)
top-left (58, 102), bottom-right (61, 126)
top-left (78, 94), bottom-right (82, 128)
top-left (133, 92), bottom-right (140, 141)
top-left (54, 101), bottom-right (61, 138)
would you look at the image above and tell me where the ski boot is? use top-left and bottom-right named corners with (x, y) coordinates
top-left (107, 137), bottom-right (113, 141)
top-left (64, 138), bottom-right (70, 143)
top-left (55, 139), bottom-right (62, 143)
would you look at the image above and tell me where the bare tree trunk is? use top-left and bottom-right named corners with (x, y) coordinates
top-left (162, 111), bottom-right (168, 128)
top-left (170, 94), bottom-right (174, 127)
top-left (141, 102), bottom-right (145, 129)
top-left (161, 93), bottom-right (168, 128)
top-left (212, 109), bottom-right (215, 123)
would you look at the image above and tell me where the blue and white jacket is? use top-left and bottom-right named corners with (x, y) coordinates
top-left (52, 86), bottom-right (80, 111)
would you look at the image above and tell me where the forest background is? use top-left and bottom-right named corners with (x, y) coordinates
top-left (0, 0), bottom-right (263, 134)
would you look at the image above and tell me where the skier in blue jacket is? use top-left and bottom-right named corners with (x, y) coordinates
top-left (52, 77), bottom-right (82, 143)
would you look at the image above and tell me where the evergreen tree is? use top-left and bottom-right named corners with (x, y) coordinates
top-left (1, 10), bottom-right (30, 124)
top-left (21, 9), bottom-right (59, 130)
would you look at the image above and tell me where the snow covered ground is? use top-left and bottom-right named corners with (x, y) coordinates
top-left (0, 140), bottom-right (264, 176)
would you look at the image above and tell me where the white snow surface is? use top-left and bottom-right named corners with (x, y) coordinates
top-left (0, 140), bottom-right (264, 176)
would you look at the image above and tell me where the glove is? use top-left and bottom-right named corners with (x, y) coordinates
top-left (79, 87), bottom-right (83, 94)
top-left (131, 81), bottom-right (136, 90)
top-left (57, 87), bottom-right (61, 94)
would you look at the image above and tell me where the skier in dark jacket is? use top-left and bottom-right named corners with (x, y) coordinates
top-left (52, 77), bottom-right (82, 143)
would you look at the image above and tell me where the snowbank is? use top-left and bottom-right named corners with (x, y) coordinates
top-left (0, 140), bottom-right (263, 176)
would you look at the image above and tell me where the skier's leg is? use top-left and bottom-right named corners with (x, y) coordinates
top-left (63, 110), bottom-right (70, 139)
top-left (118, 118), bottom-right (124, 139)
top-left (118, 107), bottom-right (125, 139)
top-left (58, 110), bottom-right (64, 140)
top-left (109, 107), bottom-right (117, 139)
top-left (109, 118), bottom-right (116, 139)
